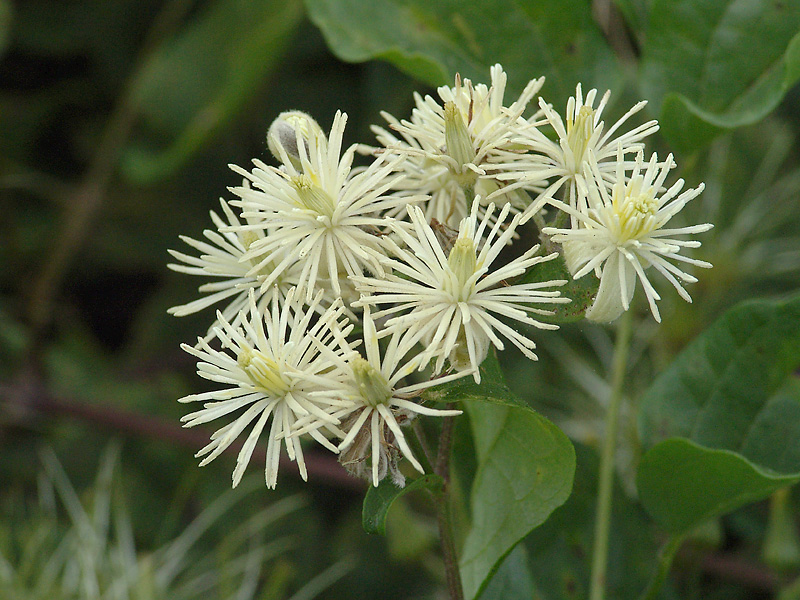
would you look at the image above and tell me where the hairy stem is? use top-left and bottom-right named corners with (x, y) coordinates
top-left (436, 407), bottom-right (465, 600)
top-left (589, 309), bottom-right (633, 600)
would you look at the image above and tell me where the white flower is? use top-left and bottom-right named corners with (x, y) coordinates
top-left (167, 197), bottom-right (302, 339)
top-left (229, 110), bottom-right (417, 303)
top-left (495, 84), bottom-right (659, 224)
top-left (371, 64), bottom-right (545, 227)
top-left (353, 200), bottom-right (569, 382)
top-left (543, 149), bottom-right (712, 323)
top-left (294, 307), bottom-right (467, 486)
top-left (178, 288), bottom-right (352, 489)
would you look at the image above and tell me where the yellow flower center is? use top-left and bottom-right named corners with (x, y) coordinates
top-left (351, 356), bottom-right (392, 408)
top-left (291, 174), bottom-right (336, 218)
top-left (613, 186), bottom-right (659, 241)
top-left (238, 347), bottom-right (289, 397)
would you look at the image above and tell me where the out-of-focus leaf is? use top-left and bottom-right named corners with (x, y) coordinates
top-left (612, 0), bottom-right (648, 44)
top-left (637, 438), bottom-right (800, 534)
top-left (640, 0), bottom-right (800, 152)
top-left (637, 293), bottom-right (800, 533)
top-left (122, 0), bottom-right (303, 183)
top-left (639, 294), bottom-right (800, 458)
top-left (0, 0), bottom-right (11, 57)
top-left (362, 474), bottom-right (443, 536)
top-left (479, 545), bottom-right (537, 600)
top-left (304, 0), bottom-right (622, 108)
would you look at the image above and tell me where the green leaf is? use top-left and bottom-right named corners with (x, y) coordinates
top-left (639, 294), bottom-right (800, 458)
top-left (519, 251), bottom-right (599, 324)
top-left (637, 293), bottom-right (800, 532)
top-left (640, 0), bottom-right (800, 151)
top-left (422, 348), bottom-right (517, 407)
top-left (524, 443), bottom-right (672, 600)
top-left (637, 438), bottom-right (800, 534)
top-left (362, 474), bottom-right (443, 535)
top-left (424, 350), bottom-right (574, 598)
top-left (121, 0), bottom-right (303, 183)
top-left (460, 399), bottom-right (575, 599)
top-left (304, 0), bottom-right (621, 108)
top-left (479, 545), bottom-right (537, 600)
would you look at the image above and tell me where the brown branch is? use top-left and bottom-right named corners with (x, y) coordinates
top-left (699, 552), bottom-right (781, 591)
top-left (435, 408), bottom-right (465, 600)
top-left (1, 381), bottom-right (363, 491)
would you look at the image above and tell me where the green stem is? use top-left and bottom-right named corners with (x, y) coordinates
top-left (435, 407), bottom-right (465, 600)
top-left (411, 419), bottom-right (435, 474)
top-left (589, 309), bottom-right (634, 600)
top-left (637, 534), bottom-right (686, 600)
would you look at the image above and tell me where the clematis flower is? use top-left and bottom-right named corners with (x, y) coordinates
top-left (178, 288), bottom-right (352, 489)
top-left (353, 200), bottom-right (569, 382)
top-left (294, 307), bottom-right (468, 487)
top-left (495, 84), bottom-right (659, 224)
top-left (543, 148), bottom-right (712, 323)
top-left (228, 110), bottom-right (419, 303)
top-left (370, 64), bottom-right (545, 227)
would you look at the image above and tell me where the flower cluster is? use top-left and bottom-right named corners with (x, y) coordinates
top-left (169, 65), bottom-right (712, 488)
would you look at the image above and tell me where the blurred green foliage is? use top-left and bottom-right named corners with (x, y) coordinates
top-left (2, 0), bottom-right (800, 598)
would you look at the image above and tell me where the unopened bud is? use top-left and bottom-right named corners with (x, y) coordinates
top-left (443, 102), bottom-right (476, 171)
top-left (267, 111), bottom-right (324, 168)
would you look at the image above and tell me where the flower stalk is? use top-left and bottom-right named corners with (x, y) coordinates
top-left (589, 309), bottom-right (633, 600)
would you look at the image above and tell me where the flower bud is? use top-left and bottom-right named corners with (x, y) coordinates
top-left (443, 101), bottom-right (476, 174)
top-left (267, 111), bottom-right (325, 169)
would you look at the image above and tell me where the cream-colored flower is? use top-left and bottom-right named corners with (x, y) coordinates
top-left (229, 111), bottom-right (417, 303)
top-left (167, 197), bottom-right (302, 339)
top-left (543, 149), bottom-right (712, 322)
top-left (495, 84), bottom-right (659, 224)
top-left (293, 307), bottom-right (468, 487)
top-left (178, 289), bottom-right (352, 489)
top-left (353, 200), bottom-right (569, 382)
top-left (371, 64), bottom-right (545, 227)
